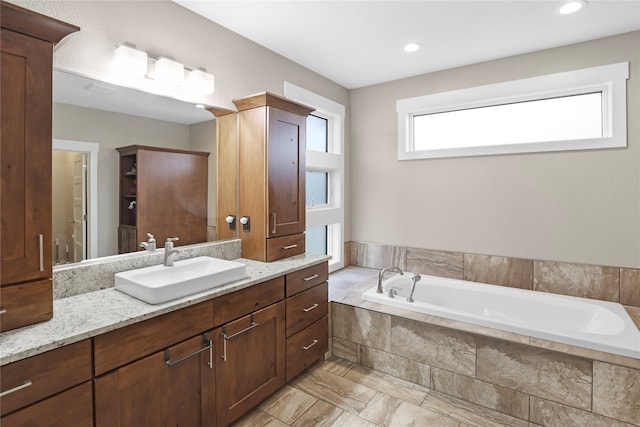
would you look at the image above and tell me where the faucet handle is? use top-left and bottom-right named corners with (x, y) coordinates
top-left (166, 237), bottom-right (179, 243)
top-left (146, 233), bottom-right (155, 243)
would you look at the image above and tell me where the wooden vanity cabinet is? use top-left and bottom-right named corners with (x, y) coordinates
top-left (0, 1), bottom-right (78, 331)
top-left (0, 339), bottom-right (92, 426)
top-left (93, 301), bottom-right (215, 426)
top-left (233, 92), bottom-right (315, 262)
top-left (285, 263), bottom-right (329, 381)
top-left (116, 145), bottom-right (209, 254)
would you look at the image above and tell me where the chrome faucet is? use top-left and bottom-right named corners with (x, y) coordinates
top-left (164, 237), bottom-right (180, 266)
top-left (377, 266), bottom-right (403, 294)
top-left (407, 274), bottom-right (421, 302)
top-left (139, 233), bottom-right (156, 252)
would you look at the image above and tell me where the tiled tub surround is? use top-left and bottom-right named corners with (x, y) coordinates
top-left (0, 250), bottom-right (329, 365)
top-left (363, 273), bottom-right (640, 358)
top-left (330, 267), bottom-right (640, 427)
top-left (346, 241), bottom-right (640, 307)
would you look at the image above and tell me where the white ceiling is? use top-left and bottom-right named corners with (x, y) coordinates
top-left (175, 0), bottom-right (640, 89)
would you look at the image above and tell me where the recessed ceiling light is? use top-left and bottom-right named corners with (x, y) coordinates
top-left (559, 0), bottom-right (587, 15)
top-left (194, 104), bottom-right (205, 109)
top-left (404, 42), bottom-right (422, 53)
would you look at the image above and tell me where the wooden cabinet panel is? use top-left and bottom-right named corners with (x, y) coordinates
top-left (1, 28), bottom-right (52, 285)
top-left (286, 282), bottom-right (328, 337)
top-left (213, 276), bottom-right (284, 326)
top-left (0, 278), bottom-right (52, 332)
top-left (286, 316), bottom-right (329, 382)
top-left (95, 332), bottom-right (215, 427)
top-left (0, 339), bottom-right (91, 416)
top-left (117, 225), bottom-right (137, 254)
top-left (215, 301), bottom-right (286, 427)
top-left (267, 107), bottom-right (306, 238)
top-left (215, 110), bottom-right (239, 241)
top-left (116, 145), bottom-right (209, 253)
top-left (266, 232), bottom-right (305, 262)
top-left (285, 262), bottom-right (329, 297)
top-left (94, 300), bottom-right (214, 375)
top-left (2, 382), bottom-right (93, 427)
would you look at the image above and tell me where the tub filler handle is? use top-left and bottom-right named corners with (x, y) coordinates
top-left (407, 274), bottom-right (421, 303)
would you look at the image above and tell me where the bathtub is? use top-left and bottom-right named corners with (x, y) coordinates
top-left (362, 273), bottom-right (640, 359)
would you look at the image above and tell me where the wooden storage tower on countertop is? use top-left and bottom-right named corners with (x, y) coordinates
top-left (233, 92), bottom-right (315, 262)
top-left (116, 145), bottom-right (209, 253)
top-left (0, 1), bottom-right (79, 332)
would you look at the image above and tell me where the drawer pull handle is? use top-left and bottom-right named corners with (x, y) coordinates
top-left (303, 303), bottom-right (319, 312)
top-left (272, 213), bottom-right (277, 234)
top-left (0, 308), bottom-right (6, 314)
top-left (165, 334), bottom-right (213, 368)
top-left (221, 314), bottom-right (259, 361)
top-left (0, 380), bottom-right (32, 397)
top-left (282, 244), bottom-right (298, 250)
top-left (303, 274), bottom-right (319, 282)
top-left (38, 234), bottom-right (44, 272)
top-left (302, 340), bottom-right (318, 351)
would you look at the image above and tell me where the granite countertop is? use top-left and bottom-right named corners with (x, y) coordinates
top-left (0, 254), bottom-right (329, 366)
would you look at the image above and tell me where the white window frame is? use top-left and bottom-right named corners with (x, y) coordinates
top-left (397, 62), bottom-right (629, 160)
top-left (285, 82), bottom-right (345, 272)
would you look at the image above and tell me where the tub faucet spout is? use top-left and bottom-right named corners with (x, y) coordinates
top-left (377, 266), bottom-right (403, 294)
top-left (407, 274), bottom-right (421, 302)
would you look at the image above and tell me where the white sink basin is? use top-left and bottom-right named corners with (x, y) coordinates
top-left (115, 256), bottom-right (247, 304)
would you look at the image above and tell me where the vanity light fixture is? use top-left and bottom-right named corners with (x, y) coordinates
top-left (114, 44), bottom-right (148, 77)
top-left (187, 68), bottom-right (215, 95)
top-left (404, 42), bottom-right (422, 53)
top-left (114, 43), bottom-right (215, 95)
top-left (559, 0), bottom-right (587, 14)
top-left (153, 57), bottom-right (185, 86)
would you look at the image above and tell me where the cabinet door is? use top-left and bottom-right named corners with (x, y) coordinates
top-left (1, 29), bottom-right (52, 285)
top-left (95, 332), bottom-right (215, 427)
top-left (215, 301), bottom-right (286, 427)
top-left (267, 107), bottom-right (306, 238)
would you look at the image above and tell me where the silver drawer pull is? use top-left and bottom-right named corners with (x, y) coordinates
top-left (302, 340), bottom-right (318, 351)
top-left (303, 303), bottom-right (319, 312)
top-left (0, 308), bottom-right (6, 314)
top-left (221, 314), bottom-right (260, 361)
top-left (282, 244), bottom-right (298, 250)
top-left (165, 334), bottom-right (212, 367)
top-left (0, 381), bottom-right (33, 397)
top-left (303, 274), bottom-right (319, 282)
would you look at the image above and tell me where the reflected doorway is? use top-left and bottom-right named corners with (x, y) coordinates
top-left (52, 139), bottom-right (99, 264)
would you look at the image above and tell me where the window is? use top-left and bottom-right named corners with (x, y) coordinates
top-left (397, 62), bottom-right (628, 159)
top-left (285, 82), bottom-right (345, 272)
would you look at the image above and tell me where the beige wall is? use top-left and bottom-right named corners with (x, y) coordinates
top-left (349, 31), bottom-right (640, 269)
top-left (189, 120), bottom-right (218, 228)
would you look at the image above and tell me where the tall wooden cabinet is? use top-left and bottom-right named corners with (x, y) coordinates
top-left (233, 92), bottom-right (314, 262)
top-left (0, 1), bottom-right (79, 331)
top-left (116, 145), bottom-right (209, 253)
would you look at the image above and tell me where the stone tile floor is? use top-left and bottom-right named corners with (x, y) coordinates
top-left (231, 267), bottom-right (516, 427)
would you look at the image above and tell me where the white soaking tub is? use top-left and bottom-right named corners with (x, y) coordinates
top-left (363, 273), bottom-right (640, 359)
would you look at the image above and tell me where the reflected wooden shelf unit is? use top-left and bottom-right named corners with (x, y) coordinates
top-left (116, 145), bottom-right (209, 254)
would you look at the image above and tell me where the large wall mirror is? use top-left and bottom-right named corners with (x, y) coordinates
top-left (52, 69), bottom-right (233, 266)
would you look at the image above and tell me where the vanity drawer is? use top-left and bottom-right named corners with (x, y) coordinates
top-left (266, 233), bottom-right (305, 262)
top-left (1, 382), bottom-right (93, 427)
top-left (286, 282), bottom-right (328, 337)
top-left (286, 316), bottom-right (328, 382)
top-left (213, 276), bottom-right (284, 326)
top-left (285, 262), bottom-right (328, 297)
top-left (94, 300), bottom-right (214, 375)
top-left (0, 339), bottom-right (91, 416)
top-left (0, 279), bottom-right (53, 332)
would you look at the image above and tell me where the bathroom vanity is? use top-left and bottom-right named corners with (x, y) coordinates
top-left (0, 255), bottom-right (329, 427)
